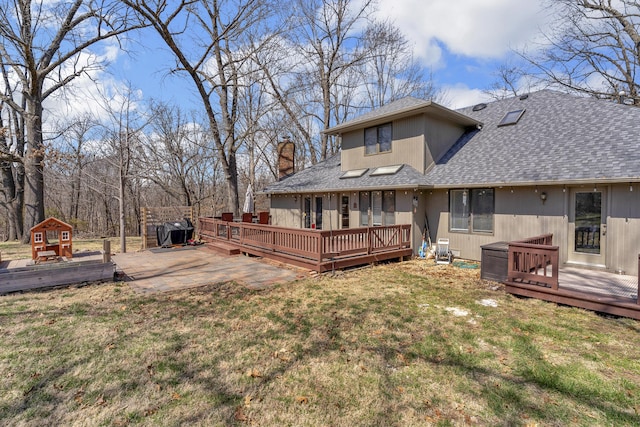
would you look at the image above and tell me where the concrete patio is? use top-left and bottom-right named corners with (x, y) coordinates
top-left (112, 245), bottom-right (306, 293)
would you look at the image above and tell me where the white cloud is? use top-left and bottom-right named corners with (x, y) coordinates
top-left (374, 0), bottom-right (550, 67)
top-left (438, 84), bottom-right (492, 109)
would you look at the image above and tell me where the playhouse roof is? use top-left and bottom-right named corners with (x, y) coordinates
top-left (30, 217), bottom-right (73, 232)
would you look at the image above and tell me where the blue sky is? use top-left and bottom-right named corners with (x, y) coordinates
top-left (59, 0), bottom-right (552, 120)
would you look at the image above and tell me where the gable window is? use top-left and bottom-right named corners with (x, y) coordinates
top-left (450, 188), bottom-right (494, 233)
top-left (364, 123), bottom-right (392, 155)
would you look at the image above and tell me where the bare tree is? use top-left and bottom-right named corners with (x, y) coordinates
top-left (522, 0), bottom-right (640, 104)
top-left (87, 85), bottom-right (149, 252)
top-left (254, 0), bottom-right (378, 164)
top-left (50, 115), bottom-right (98, 227)
top-left (0, 65), bottom-right (25, 240)
top-left (360, 21), bottom-right (439, 109)
top-left (142, 102), bottom-right (218, 212)
top-left (122, 0), bottom-right (274, 215)
top-left (0, 0), bottom-right (145, 242)
top-left (484, 61), bottom-right (541, 101)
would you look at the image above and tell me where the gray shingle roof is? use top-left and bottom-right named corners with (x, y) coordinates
top-left (263, 90), bottom-right (640, 194)
top-left (425, 90), bottom-right (640, 186)
top-left (324, 96), bottom-right (480, 135)
top-left (263, 154), bottom-right (426, 194)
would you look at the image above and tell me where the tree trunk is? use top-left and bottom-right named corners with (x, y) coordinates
top-left (22, 102), bottom-right (45, 243)
top-left (225, 151), bottom-right (240, 216)
top-left (119, 166), bottom-right (127, 253)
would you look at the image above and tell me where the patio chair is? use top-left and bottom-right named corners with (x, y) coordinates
top-left (435, 238), bottom-right (453, 264)
top-left (221, 212), bottom-right (234, 222)
top-left (258, 211), bottom-right (270, 225)
top-left (242, 213), bottom-right (253, 223)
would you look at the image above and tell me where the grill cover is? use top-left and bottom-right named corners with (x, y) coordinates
top-left (156, 219), bottom-right (194, 247)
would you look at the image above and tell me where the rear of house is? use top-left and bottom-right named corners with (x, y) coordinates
top-left (263, 91), bottom-right (640, 276)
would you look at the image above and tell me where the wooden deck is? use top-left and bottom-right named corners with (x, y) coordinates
top-left (198, 218), bottom-right (413, 273)
top-left (504, 235), bottom-right (640, 320)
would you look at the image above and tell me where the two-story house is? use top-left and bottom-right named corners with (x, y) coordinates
top-left (263, 90), bottom-right (640, 276)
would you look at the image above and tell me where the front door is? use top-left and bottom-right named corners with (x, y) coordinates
top-left (568, 188), bottom-right (607, 267)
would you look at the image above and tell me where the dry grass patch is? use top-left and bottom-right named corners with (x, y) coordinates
top-left (0, 237), bottom-right (142, 260)
top-left (1, 259), bottom-right (639, 426)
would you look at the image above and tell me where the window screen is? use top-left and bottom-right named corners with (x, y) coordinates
top-left (450, 188), bottom-right (494, 233)
top-left (450, 190), bottom-right (469, 231)
top-left (378, 123), bottom-right (392, 152)
top-left (383, 191), bottom-right (395, 225)
top-left (359, 191), bottom-right (370, 226)
top-left (471, 189), bottom-right (494, 232)
top-left (365, 127), bottom-right (377, 155)
top-left (372, 191), bottom-right (382, 226)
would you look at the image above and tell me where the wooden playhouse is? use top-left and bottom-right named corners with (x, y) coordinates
top-left (30, 217), bottom-right (73, 260)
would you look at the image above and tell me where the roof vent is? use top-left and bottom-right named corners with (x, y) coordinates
top-left (519, 94), bottom-right (529, 100)
top-left (472, 103), bottom-right (487, 112)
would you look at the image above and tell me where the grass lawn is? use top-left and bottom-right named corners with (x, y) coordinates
top-left (0, 237), bottom-right (142, 260)
top-left (0, 259), bottom-right (639, 426)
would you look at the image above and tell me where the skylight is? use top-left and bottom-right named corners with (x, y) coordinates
top-left (340, 168), bottom-right (368, 179)
top-left (370, 164), bottom-right (403, 176)
top-left (498, 109), bottom-right (525, 127)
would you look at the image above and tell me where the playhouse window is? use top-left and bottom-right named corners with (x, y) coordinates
top-left (62, 231), bottom-right (70, 241)
top-left (34, 232), bottom-right (43, 243)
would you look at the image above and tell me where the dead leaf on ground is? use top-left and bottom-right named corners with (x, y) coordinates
top-left (171, 392), bottom-right (181, 400)
top-left (95, 394), bottom-right (106, 406)
top-left (296, 396), bottom-right (309, 404)
top-left (244, 395), bottom-right (253, 407)
top-left (234, 406), bottom-right (248, 421)
top-left (246, 368), bottom-right (262, 378)
top-left (143, 407), bottom-right (158, 417)
top-left (74, 388), bottom-right (85, 404)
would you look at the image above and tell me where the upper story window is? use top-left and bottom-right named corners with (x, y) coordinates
top-left (365, 123), bottom-right (392, 155)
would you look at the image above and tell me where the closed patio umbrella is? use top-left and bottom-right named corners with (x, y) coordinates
top-left (243, 184), bottom-right (254, 214)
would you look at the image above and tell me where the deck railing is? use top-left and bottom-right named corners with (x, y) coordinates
top-left (507, 234), bottom-right (559, 288)
top-left (198, 217), bottom-right (411, 266)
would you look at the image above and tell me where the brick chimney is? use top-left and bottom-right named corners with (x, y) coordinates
top-left (277, 137), bottom-right (295, 180)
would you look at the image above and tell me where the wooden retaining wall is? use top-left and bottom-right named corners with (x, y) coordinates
top-left (0, 261), bottom-right (115, 294)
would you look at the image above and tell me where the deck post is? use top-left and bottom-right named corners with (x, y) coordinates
top-left (637, 254), bottom-right (639, 305)
top-left (102, 239), bottom-right (111, 263)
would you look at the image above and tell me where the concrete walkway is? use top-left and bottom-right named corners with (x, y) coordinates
top-left (112, 246), bottom-right (305, 293)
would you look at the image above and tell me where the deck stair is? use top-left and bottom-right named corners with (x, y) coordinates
top-left (205, 241), bottom-right (241, 256)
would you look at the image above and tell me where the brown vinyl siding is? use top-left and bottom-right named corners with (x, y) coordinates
top-left (341, 116), bottom-right (425, 172)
